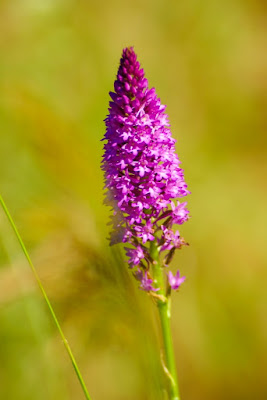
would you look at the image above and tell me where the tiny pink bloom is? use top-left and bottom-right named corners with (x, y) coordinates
top-left (168, 270), bottom-right (186, 290)
top-left (138, 271), bottom-right (159, 292)
top-left (125, 245), bottom-right (145, 267)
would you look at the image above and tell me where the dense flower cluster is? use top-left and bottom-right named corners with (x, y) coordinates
top-left (102, 47), bottom-right (189, 292)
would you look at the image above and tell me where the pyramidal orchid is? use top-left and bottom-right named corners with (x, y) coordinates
top-left (102, 47), bottom-right (190, 400)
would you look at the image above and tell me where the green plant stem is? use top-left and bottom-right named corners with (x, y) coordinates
top-left (0, 195), bottom-right (92, 400)
top-left (150, 241), bottom-right (180, 400)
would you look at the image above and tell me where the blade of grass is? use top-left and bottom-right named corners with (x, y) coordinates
top-left (0, 194), bottom-right (92, 400)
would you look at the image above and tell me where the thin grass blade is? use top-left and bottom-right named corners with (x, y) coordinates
top-left (0, 194), bottom-right (92, 400)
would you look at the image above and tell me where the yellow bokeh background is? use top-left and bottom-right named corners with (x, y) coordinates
top-left (0, 1), bottom-right (266, 399)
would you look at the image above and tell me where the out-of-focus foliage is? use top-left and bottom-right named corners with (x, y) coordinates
top-left (0, 1), bottom-right (266, 399)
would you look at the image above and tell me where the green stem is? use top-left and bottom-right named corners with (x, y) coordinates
top-left (150, 241), bottom-right (180, 400)
top-left (0, 195), bottom-right (92, 400)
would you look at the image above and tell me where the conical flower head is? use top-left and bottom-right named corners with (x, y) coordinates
top-left (102, 47), bottom-right (189, 290)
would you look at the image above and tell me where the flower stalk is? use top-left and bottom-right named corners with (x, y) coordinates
top-left (151, 241), bottom-right (180, 400)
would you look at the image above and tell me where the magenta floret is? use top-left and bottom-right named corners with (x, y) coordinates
top-left (168, 271), bottom-right (186, 290)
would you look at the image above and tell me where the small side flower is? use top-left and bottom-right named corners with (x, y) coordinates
top-left (168, 270), bottom-right (186, 291)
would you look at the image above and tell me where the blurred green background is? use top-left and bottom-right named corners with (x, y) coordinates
top-left (0, 0), bottom-right (266, 399)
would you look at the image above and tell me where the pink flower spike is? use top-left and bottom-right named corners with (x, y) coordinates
top-left (168, 270), bottom-right (186, 290)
